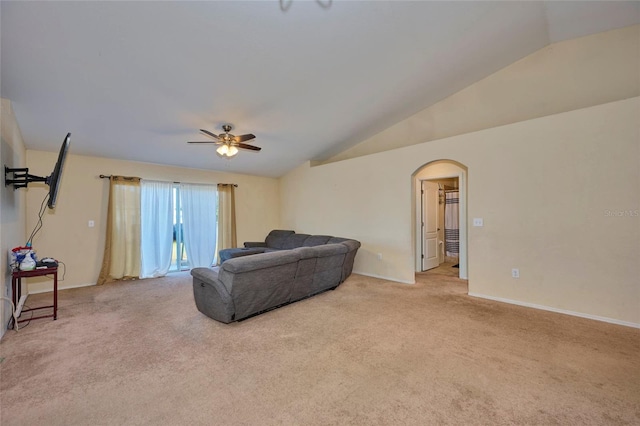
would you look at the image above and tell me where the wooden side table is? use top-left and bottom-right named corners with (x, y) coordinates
top-left (11, 267), bottom-right (58, 324)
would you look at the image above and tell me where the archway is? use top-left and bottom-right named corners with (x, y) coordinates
top-left (412, 160), bottom-right (468, 280)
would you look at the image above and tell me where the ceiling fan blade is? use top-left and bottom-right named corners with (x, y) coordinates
top-left (200, 129), bottom-right (220, 140)
top-left (187, 141), bottom-right (221, 144)
top-left (233, 133), bottom-right (256, 143)
top-left (236, 143), bottom-right (261, 151)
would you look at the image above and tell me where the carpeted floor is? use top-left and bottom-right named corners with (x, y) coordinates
top-left (1, 272), bottom-right (638, 425)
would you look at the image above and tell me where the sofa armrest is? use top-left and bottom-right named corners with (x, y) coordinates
top-left (191, 267), bottom-right (235, 323)
top-left (191, 266), bottom-right (222, 283)
top-left (244, 242), bottom-right (267, 248)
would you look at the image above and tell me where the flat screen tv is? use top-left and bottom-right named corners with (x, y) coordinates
top-left (46, 133), bottom-right (71, 209)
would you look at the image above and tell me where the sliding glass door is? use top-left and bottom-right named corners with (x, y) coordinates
top-left (139, 181), bottom-right (218, 275)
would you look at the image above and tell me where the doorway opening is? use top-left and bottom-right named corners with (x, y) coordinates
top-left (413, 160), bottom-right (468, 280)
top-left (421, 177), bottom-right (460, 271)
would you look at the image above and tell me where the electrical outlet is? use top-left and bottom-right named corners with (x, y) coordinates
top-left (88, 220), bottom-right (95, 228)
top-left (377, 253), bottom-right (383, 260)
top-left (512, 268), bottom-right (520, 278)
top-left (473, 218), bottom-right (484, 227)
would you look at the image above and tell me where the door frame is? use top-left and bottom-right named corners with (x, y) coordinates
top-left (413, 160), bottom-right (468, 279)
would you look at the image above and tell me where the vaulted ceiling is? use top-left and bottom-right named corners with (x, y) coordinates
top-left (1, 1), bottom-right (638, 177)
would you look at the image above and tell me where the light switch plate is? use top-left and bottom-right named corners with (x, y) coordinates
top-left (473, 218), bottom-right (484, 227)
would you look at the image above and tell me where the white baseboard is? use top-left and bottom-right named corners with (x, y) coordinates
top-left (468, 292), bottom-right (640, 329)
top-left (28, 281), bottom-right (96, 294)
top-left (353, 271), bottom-right (415, 285)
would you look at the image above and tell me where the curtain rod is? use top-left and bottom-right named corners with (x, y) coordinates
top-left (99, 175), bottom-right (238, 187)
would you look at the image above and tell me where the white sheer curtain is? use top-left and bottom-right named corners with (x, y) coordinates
top-left (140, 180), bottom-right (174, 278)
top-left (180, 183), bottom-right (218, 268)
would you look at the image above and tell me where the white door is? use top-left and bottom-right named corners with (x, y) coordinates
top-left (422, 181), bottom-right (439, 271)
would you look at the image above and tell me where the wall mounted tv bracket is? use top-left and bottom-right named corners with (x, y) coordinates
top-left (4, 166), bottom-right (49, 189)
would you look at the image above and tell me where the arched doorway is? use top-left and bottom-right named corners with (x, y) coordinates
top-left (412, 160), bottom-right (468, 280)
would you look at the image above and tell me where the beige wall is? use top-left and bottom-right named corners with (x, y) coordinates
top-left (325, 25), bottom-right (640, 164)
top-left (280, 97), bottom-right (640, 326)
top-left (24, 152), bottom-right (280, 293)
top-left (1, 99), bottom-right (28, 337)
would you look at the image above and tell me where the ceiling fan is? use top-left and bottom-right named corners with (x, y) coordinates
top-left (188, 124), bottom-right (260, 158)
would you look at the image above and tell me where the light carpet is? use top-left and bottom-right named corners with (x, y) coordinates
top-left (1, 271), bottom-right (638, 425)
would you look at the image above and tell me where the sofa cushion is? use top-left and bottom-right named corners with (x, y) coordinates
top-left (303, 235), bottom-right (332, 247)
top-left (243, 241), bottom-right (267, 248)
top-left (291, 246), bottom-right (317, 259)
top-left (308, 243), bottom-right (348, 257)
top-left (227, 261), bottom-right (299, 320)
top-left (327, 237), bottom-right (347, 244)
top-left (222, 250), bottom-right (301, 274)
top-left (265, 230), bottom-right (295, 249)
top-left (290, 248), bottom-right (318, 301)
top-left (338, 239), bottom-right (361, 252)
top-left (282, 233), bottom-right (310, 249)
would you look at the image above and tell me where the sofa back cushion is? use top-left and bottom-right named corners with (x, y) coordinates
top-left (220, 250), bottom-right (301, 320)
top-left (303, 235), bottom-right (332, 247)
top-left (308, 244), bottom-right (348, 295)
top-left (282, 233), bottom-right (310, 249)
top-left (290, 247), bottom-right (318, 301)
top-left (265, 230), bottom-right (295, 249)
top-left (338, 239), bottom-right (361, 252)
top-left (222, 249), bottom-right (300, 275)
top-left (327, 237), bottom-right (347, 244)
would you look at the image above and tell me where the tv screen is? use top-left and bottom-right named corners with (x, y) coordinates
top-left (46, 133), bottom-right (70, 209)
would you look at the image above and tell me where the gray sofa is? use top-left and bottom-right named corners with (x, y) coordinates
top-left (191, 230), bottom-right (360, 323)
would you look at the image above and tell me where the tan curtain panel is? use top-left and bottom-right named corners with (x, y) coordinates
top-left (97, 176), bottom-right (142, 285)
top-left (216, 184), bottom-right (237, 264)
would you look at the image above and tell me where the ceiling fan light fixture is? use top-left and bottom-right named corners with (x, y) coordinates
top-left (216, 144), bottom-right (239, 158)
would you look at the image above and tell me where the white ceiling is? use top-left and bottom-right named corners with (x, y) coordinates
top-left (1, 1), bottom-right (638, 178)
